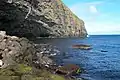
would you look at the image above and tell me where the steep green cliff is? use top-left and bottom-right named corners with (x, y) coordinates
top-left (0, 0), bottom-right (87, 38)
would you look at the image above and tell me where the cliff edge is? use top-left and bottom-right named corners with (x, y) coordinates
top-left (0, 0), bottom-right (87, 38)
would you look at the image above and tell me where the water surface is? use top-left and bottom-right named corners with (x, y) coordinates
top-left (34, 35), bottom-right (120, 80)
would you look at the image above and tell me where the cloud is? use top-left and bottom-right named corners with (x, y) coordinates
top-left (70, 1), bottom-right (102, 16)
top-left (69, 1), bottom-right (120, 35)
top-left (89, 5), bottom-right (98, 14)
top-left (85, 21), bottom-right (120, 35)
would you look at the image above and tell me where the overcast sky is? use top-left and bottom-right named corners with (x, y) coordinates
top-left (62, 0), bottom-right (120, 35)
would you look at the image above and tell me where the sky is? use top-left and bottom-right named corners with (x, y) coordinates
top-left (62, 0), bottom-right (120, 35)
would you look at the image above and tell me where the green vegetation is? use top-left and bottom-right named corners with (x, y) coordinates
top-left (0, 64), bottom-right (68, 80)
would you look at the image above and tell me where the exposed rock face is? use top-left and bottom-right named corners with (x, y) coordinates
top-left (0, 31), bottom-right (58, 68)
top-left (0, 31), bottom-right (35, 68)
top-left (0, 0), bottom-right (87, 38)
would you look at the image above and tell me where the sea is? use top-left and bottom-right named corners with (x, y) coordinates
top-left (34, 35), bottom-right (120, 80)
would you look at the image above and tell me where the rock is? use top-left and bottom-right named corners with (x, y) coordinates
top-left (101, 50), bottom-right (108, 52)
top-left (33, 43), bottom-right (60, 66)
top-left (72, 44), bottom-right (92, 50)
top-left (21, 75), bottom-right (33, 80)
top-left (55, 64), bottom-right (81, 76)
top-left (0, 31), bottom-right (75, 80)
top-left (0, 76), bottom-right (20, 80)
top-left (0, 41), bottom-right (6, 50)
top-left (0, 0), bottom-right (87, 38)
top-left (50, 74), bottom-right (66, 80)
top-left (0, 31), bottom-right (6, 36)
top-left (0, 60), bottom-right (3, 67)
top-left (0, 31), bottom-right (35, 68)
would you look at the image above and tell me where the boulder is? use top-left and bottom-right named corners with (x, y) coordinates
top-left (55, 64), bottom-right (81, 76)
top-left (72, 44), bottom-right (92, 50)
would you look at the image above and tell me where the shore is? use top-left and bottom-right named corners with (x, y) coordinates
top-left (0, 31), bottom-right (82, 80)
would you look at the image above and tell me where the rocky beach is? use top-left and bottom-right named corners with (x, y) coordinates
top-left (0, 31), bottom-right (82, 80)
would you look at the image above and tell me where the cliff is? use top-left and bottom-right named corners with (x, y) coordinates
top-left (0, 0), bottom-right (87, 38)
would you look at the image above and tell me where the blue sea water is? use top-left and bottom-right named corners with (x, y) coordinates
top-left (35, 35), bottom-right (120, 80)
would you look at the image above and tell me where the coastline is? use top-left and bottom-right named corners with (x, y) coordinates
top-left (0, 31), bottom-right (82, 80)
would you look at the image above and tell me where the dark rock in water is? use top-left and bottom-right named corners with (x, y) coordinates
top-left (0, 0), bottom-right (87, 38)
top-left (101, 50), bottom-right (108, 52)
top-left (55, 64), bottom-right (81, 76)
top-left (72, 44), bottom-right (92, 50)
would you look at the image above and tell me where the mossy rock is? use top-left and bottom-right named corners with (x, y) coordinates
top-left (56, 64), bottom-right (81, 75)
top-left (16, 64), bottom-right (32, 74)
top-left (50, 74), bottom-right (65, 80)
top-left (0, 64), bottom-right (32, 76)
top-left (0, 64), bottom-right (73, 80)
top-left (0, 69), bottom-right (15, 76)
top-left (32, 77), bottom-right (49, 80)
top-left (39, 70), bottom-right (51, 78)
top-left (21, 75), bottom-right (33, 80)
top-left (0, 76), bottom-right (20, 80)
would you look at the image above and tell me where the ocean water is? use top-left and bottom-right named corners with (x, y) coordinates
top-left (35, 35), bottom-right (120, 80)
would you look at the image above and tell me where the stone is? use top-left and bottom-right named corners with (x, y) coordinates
top-left (0, 60), bottom-right (3, 68)
top-left (0, 35), bottom-right (4, 42)
top-left (56, 64), bottom-right (81, 76)
top-left (72, 44), bottom-right (92, 50)
top-left (101, 50), bottom-right (108, 52)
top-left (0, 31), bottom-right (6, 36)
top-left (0, 41), bottom-right (6, 50)
top-left (0, 31), bottom-right (35, 67)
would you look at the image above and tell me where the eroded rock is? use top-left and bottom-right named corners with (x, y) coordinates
top-left (0, 0), bottom-right (87, 38)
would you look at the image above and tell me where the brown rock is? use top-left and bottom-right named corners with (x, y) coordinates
top-left (56, 64), bottom-right (81, 76)
top-left (72, 44), bottom-right (92, 50)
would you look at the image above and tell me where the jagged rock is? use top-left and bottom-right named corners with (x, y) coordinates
top-left (0, 0), bottom-right (87, 38)
top-left (0, 31), bottom-right (35, 68)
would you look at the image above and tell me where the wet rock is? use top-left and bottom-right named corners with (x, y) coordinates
top-left (56, 64), bottom-right (81, 76)
top-left (33, 43), bottom-right (60, 67)
top-left (72, 44), bottom-right (92, 50)
top-left (101, 50), bottom-right (108, 52)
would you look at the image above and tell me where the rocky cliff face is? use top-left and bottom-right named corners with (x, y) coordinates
top-left (0, 0), bottom-right (87, 38)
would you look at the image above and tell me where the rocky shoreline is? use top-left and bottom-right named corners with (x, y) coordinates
top-left (0, 31), bottom-right (82, 80)
top-left (0, 0), bottom-right (87, 80)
